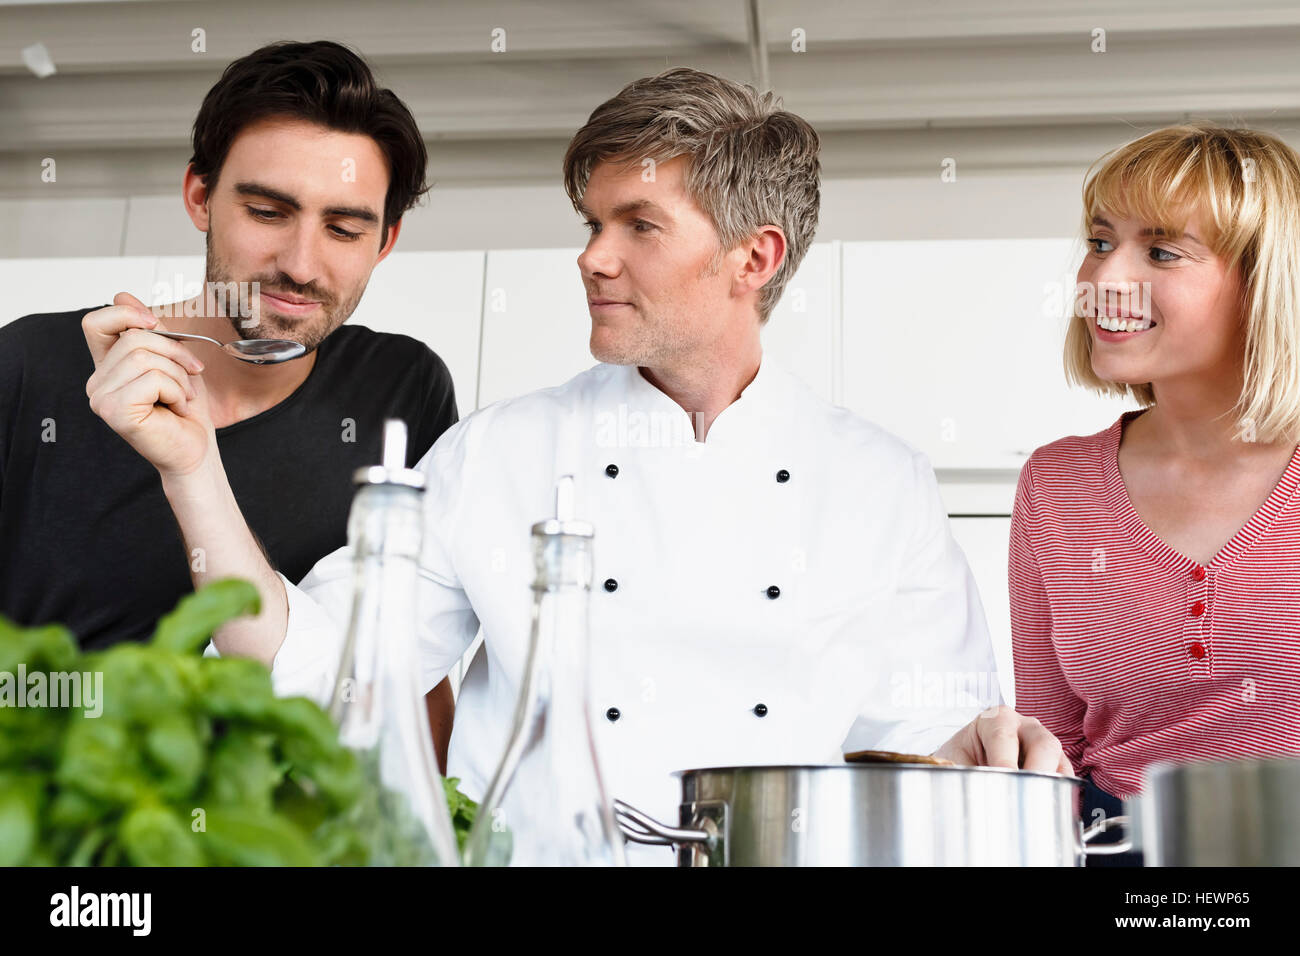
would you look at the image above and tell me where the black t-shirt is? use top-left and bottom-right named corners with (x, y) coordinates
top-left (0, 306), bottom-right (458, 651)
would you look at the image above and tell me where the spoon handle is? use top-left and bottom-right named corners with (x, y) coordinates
top-left (151, 330), bottom-right (225, 348)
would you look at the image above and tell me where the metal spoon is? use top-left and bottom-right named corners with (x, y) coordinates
top-left (149, 330), bottom-right (307, 365)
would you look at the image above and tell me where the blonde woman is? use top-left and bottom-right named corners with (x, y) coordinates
top-left (1011, 125), bottom-right (1300, 863)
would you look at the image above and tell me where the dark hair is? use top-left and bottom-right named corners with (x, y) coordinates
top-left (189, 40), bottom-right (429, 241)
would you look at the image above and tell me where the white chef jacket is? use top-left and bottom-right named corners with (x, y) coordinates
top-left (259, 354), bottom-right (1002, 865)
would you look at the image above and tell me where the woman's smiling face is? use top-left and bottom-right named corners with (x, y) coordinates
top-left (1076, 209), bottom-right (1246, 392)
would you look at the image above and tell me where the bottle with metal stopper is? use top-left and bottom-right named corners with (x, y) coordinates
top-left (328, 419), bottom-right (460, 867)
top-left (462, 475), bottom-right (625, 866)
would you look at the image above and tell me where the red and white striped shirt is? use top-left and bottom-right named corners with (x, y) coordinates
top-left (1010, 409), bottom-right (1300, 797)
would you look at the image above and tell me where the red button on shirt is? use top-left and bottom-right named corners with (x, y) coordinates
top-left (1190, 601), bottom-right (1206, 616)
top-left (1192, 566), bottom-right (1206, 581)
top-left (1189, 642), bottom-right (1207, 660)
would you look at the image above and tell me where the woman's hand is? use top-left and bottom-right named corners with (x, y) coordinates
top-left (933, 704), bottom-right (1074, 774)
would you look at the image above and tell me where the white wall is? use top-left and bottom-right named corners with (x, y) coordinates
top-left (0, 170), bottom-right (1089, 260)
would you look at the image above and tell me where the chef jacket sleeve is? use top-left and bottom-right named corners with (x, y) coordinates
top-left (841, 449), bottom-right (1003, 757)
top-left (1008, 455), bottom-right (1086, 766)
top-left (205, 420), bottom-right (483, 709)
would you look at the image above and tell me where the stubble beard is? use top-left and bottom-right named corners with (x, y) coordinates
top-left (204, 233), bottom-right (364, 354)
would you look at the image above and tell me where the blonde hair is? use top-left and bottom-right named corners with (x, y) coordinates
top-left (1064, 124), bottom-right (1300, 444)
top-left (562, 67), bottom-right (821, 324)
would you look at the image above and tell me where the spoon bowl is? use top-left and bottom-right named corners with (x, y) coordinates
top-left (150, 330), bottom-right (307, 365)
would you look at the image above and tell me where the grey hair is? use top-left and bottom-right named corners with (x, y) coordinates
top-left (563, 67), bottom-right (821, 324)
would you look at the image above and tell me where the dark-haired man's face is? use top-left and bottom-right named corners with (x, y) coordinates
top-left (188, 117), bottom-right (397, 352)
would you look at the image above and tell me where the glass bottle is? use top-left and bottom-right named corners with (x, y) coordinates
top-left (328, 419), bottom-right (460, 867)
top-left (463, 476), bottom-right (625, 866)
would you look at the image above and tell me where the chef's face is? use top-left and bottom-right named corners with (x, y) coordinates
top-left (1077, 208), bottom-right (1245, 390)
top-left (186, 116), bottom-right (399, 352)
top-left (577, 155), bottom-right (744, 366)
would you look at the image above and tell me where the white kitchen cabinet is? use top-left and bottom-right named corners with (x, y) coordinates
top-left (759, 241), bottom-right (837, 404)
top-left (0, 256), bottom-right (158, 327)
top-left (947, 515), bottom-right (1015, 707)
top-left (476, 247), bottom-right (599, 407)
top-left (150, 255), bottom-right (205, 308)
top-left (0, 198), bottom-right (132, 260)
top-left (842, 239), bottom-right (1136, 471)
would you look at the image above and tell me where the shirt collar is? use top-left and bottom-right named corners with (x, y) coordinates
top-left (612, 352), bottom-right (788, 448)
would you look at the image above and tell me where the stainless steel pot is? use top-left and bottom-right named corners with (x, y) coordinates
top-left (614, 763), bottom-right (1129, 866)
top-left (1138, 756), bottom-right (1300, 866)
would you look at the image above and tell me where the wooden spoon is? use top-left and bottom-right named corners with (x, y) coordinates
top-left (844, 749), bottom-right (956, 766)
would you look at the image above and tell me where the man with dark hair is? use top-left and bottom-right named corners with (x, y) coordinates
top-left (0, 40), bottom-right (457, 764)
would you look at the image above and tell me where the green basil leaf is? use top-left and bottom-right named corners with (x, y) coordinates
top-left (197, 656), bottom-right (276, 722)
top-left (56, 717), bottom-right (148, 807)
top-left (204, 729), bottom-right (282, 813)
top-left (0, 775), bottom-right (40, 866)
top-left (144, 713), bottom-right (205, 800)
top-left (120, 804), bottom-right (204, 867)
top-left (198, 807), bottom-right (318, 867)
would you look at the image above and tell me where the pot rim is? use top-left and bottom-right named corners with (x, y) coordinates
top-left (1144, 753), bottom-right (1300, 783)
top-left (670, 762), bottom-right (1084, 785)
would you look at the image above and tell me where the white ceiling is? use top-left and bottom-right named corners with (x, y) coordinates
top-left (2, 0), bottom-right (1300, 196)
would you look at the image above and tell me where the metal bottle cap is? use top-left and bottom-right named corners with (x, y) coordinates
top-left (532, 475), bottom-right (593, 538)
top-left (352, 419), bottom-right (426, 490)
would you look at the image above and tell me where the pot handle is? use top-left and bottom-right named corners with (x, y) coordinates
top-left (1081, 813), bottom-right (1133, 856)
top-left (612, 798), bottom-right (711, 847)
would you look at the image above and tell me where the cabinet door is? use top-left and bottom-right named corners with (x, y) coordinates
top-left (0, 256), bottom-right (158, 328)
top-left (947, 515), bottom-right (1015, 706)
top-left (477, 248), bottom-right (594, 408)
top-left (151, 256), bottom-right (205, 309)
top-left (760, 241), bottom-right (836, 403)
top-left (345, 251), bottom-right (484, 419)
top-left (842, 239), bottom-right (1135, 470)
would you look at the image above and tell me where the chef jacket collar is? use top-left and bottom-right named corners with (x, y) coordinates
top-left (617, 352), bottom-right (784, 450)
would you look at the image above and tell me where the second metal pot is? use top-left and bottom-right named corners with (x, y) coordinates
top-left (1137, 756), bottom-right (1300, 866)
